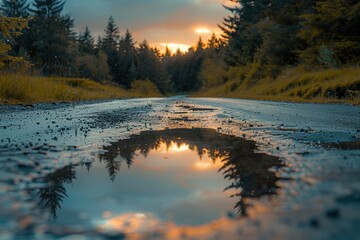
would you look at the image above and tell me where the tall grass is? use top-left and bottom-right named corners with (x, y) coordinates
top-left (0, 74), bottom-right (161, 104)
top-left (194, 66), bottom-right (360, 104)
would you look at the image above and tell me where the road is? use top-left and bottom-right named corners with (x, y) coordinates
top-left (0, 97), bottom-right (359, 239)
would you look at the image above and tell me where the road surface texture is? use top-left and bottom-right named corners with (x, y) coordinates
top-left (0, 97), bottom-right (359, 239)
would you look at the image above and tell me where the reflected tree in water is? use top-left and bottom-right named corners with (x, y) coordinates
top-left (80, 161), bottom-right (93, 172)
top-left (99, 141), bottom-right (136, 181)
top-left (34, 128), bottom-right (282, 219)
top-left (36, 165), bottom-right (77, 220)
top-left (218, 139), bottom-right (281, 215)
top-left (99, 128), bottom-right (283, 215)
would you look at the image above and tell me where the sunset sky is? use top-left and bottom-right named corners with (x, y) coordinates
top-left (64, 0), bottom-right (237, 52)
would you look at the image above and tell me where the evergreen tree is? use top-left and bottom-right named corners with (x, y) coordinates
top-left (102, 16), bottom-right (119, 51)
top-left (196, 36), bottom-right (205, 52)
top-left (164, 46), bottom-right (171, 58)
top-left (136, 40), bottom-right (170, 93)
top-left (165, 43), bottom-right (205, 92)
top-left (207, 33), bottom-right (219, 50)
top-left (219, 0), bottom-right (314, 79)
top-left (27, 0), bottom-right (74, 75)
top-left (299, 0), bottom-right (360, 65)
top-left (78, 26), bottom-right (94, 55)
top-left (1, 0), bottom-right (29, 17)
top-left (75, 27), bottom-right (110, 81)
top-left (249, 0), bottom-right (313, 77)
top-left (199, 33), bottom-right (226, 89)
top-left (220, 2), bottom-right (242, 66)
top-left (102, 16), bottom-right (120, 82)
top-left (119, 29), bottom-right (135, 55)
top-left (0, 16), bottom-right (28, 68)
top-left (136, 40), bottom-right (156, 81)
top-left (117, 29), bottom-right (136, 87)
top-left (95, 35), bottom-right (102, 54)
top-left (1, 0), bottom-right (29, 57)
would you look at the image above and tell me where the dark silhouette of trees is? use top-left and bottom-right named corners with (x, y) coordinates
top-left (78, 26), bottom-right (94, 55)
top-left (163, 39), bottom-right (206, 92)
top-left (27, 0), bottom-right (75, 75)
top-left (136, 40), bottom-right (171, 93)
top-left (74, 26), bottom-right (110, 81)
top-left (199, 33), bottom-right (227, 89)
top-left (117, 29), bottom-right (137, 88)
top-left (217, 0), bottom-right (359, 84)
top-left (1, 0), bottom-right (29, 17)
top-left (102, 16), bottom-right (121, 83)
top-left (299, 0), bottom-right (360, 65)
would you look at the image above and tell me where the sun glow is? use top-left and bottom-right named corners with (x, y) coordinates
top-left (160, 43), bottom-right (191, 54)
top-left (195, 27), bottom-right (211, 34)
top-left (194, 161), bottom-right (213, 170)
top-left (168, 143), bottom-right (190, 152)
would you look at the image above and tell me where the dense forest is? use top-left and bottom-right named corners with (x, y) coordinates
top-left (0, 0), bottom-right (359, 95)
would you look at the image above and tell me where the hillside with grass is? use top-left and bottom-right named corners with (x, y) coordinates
top-left (0, 75), bottom-right (161, 104)
top-left (194, 66), bottom-right (360, 104)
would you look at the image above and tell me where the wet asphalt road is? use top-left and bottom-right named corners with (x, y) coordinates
top-left (0, 97), bottom-right (359, 239)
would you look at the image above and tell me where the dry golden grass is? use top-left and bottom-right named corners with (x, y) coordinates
top-left (0, 74), bottom-right (162, 104)
top-left (194, 66), bottom-right (360, 105)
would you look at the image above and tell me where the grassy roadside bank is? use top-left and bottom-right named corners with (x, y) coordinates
top-left (194, 66), bottom-right (360, 105)
top-left (0, 74), bottom-right (161, 104)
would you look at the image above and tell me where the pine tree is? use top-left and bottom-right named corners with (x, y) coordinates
top-left (136, 40), bottom-right (170, 93)
top-left (27, 0), bottom-right (74, 75)
top-left (221, 0), bottom-right (272, 66)
top-left (30, 0), bottom-right (65, 17)
top-left (102, 16), bottom-right (120, 52)
top-left (95, 36), bottom-right (102, 54)
top-left (299, 0), bottom-right (360, 65)
top-left (102, 16), bottom-right (120, 82)
top-left (1, 0), bottom-right (30, 56)
top-left (196, 36), bottom-right (205, 52)
top-left (1, 0), bottom-right (29, 17)
top-left (117, 29), bottom-right (136, 87)
top-left (0, 16), bottom-right (28, 68)
top-left (164, 46), bottom-right (171, 58)
top-left (78, 26), bottom-right (94, 55)
top-left (119, 29), bottom-right (135, 55)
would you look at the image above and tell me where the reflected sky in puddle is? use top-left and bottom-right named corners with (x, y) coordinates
top-left (34, 128), bottom-right (283, 234)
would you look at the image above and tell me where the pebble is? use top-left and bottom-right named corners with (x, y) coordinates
top-left (309, 218), bottom-right (320, 228)
top-left (325, 208), bottom-right (340, 219)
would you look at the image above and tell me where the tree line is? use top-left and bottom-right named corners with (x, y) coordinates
top-left (212, 0), bottom-right (360, 85)
top-left (1, 0), bottom-right (359, 94)
top-left (0, 0), bottom-right (220, 93)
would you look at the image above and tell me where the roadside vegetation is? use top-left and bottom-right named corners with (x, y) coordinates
top-left (0, 0), bottom-right (359, 104)
top-left (194, 66), bottom-right (360, 104)
top-left (0, 74), bottom-right (161, 104)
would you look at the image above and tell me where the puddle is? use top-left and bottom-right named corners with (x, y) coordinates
top-left (31, 128), bottom-right (283, 235)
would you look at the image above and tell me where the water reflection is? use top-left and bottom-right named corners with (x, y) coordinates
top-left (35, 128), bottom-right (283, 228)
top-left (99, 128), bottom-right (282, 215)
top-left (36, 166), bottom-right (77, 219)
